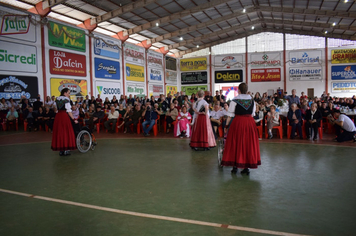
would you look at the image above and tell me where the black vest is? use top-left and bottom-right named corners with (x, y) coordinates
top-left (233, 98), bottom-right (254, 115)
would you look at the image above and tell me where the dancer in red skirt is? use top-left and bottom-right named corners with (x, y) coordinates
top-left (190, 90), bottom-right (216, 151)
top-left (51, 88), bottom-right (78, 156)
top-left (221, 83), bottom-right (261, 174)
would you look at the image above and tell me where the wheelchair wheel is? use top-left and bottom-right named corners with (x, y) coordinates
top-left (217, 138), bottom-right (224, 168)
top-left (77, 130), bottom-right (92, 153)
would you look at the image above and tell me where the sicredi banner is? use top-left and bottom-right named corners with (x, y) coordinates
top-left (94, 58), bottom-right (120, 80)
top-left (0, 75), bottom-right (38, 100)
top-left (126, 63), bottom-right (144, 82)
top-left (251, 68), bottom-right (281, 82)
top-left (181, 71), bottom-right (208, 85)
top-left (48, 21), bottom-right (86, 52)
top-left (124, 43), bottom-right (145, 65)
top-left (95, 81), bottom-right (121, 100)
top-left (215, 70), bottom-right (243, 83)
top-left (331, 49), bottom-right (356, 64)
top-left (0, 15), bottom-right (30, 35)
top-left (0, 40), bottom-right (37, 73)
top-left (166, 70), bottom-right (177, 84)
top-left (289, 50), bottom-right (322, 66)
top-left (94, 37), bottom-right (120, 59)
top-left (50, 78), bottom-right (87, 98)
top-left (332, 82), bottom-right (356, 92)
top-left (49, 49), bottom-right (86, 76)
top-left (181, 85), bottom-right (208, 96)
top-left (149, 68), bottom-right (162, 82)
top-left (149, 84), bottom-right (163, 99)
top-left (166, 85), bottom-right (177, 96)
top-left (289, 67), bottom-right (322, 80)
top-left (250, 52), bottom-right (281, 68)
top-left (126, 82), bottom-right (145, 97)
top-left (331, 65), bottom-right (356, 80)
top-left (180, 57), bottom-right (207, 71)
top-left (214, 55), bottom-right (243, 69)
top-left (148, 50), bottom-right (163, 68)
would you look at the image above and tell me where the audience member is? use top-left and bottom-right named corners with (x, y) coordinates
top-left (141, 102), bottom-right (161, 137)
top-left (266, 105), bottom-right (280, 139)
top-left (174, 106), bottom-right (192, 138)
top-left (305, 103), bottom-right (322, 141)
top-left (165, 103), bottom-right (178, 134)
top-left (104, 105), bottom-right (119, 133)
top-left (210, 103), bottom-right (224, 139)
top-left (125, 104), bottom-right (142, 133)
top-left (287, 103), bottom-right (303, 139)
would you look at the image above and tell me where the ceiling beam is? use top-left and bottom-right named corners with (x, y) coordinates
top-left (42, 0), bottom-right (66, 9)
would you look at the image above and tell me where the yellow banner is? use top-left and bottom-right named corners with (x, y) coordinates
top-left (126, 63), bottom-right (145, 82)
top-left (166, 85), bottom-right (177, 96)
top-left (180, 57), bottom-right (207, 71)
top-left (331, 49), bottom-right (356, 64)
top-left (50, 78), bottom-right (87, 99)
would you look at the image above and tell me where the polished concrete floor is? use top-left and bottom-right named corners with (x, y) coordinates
top-left (0, 138), bottom-right (355, 236)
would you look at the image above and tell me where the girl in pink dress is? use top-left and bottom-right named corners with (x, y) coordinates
top-left (174, 106), bottom-right (192, 138)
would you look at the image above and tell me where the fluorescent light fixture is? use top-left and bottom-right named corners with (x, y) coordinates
top-left (332, 22), bottom-right (336, 26)
top-left (197, 45), bottom-right (199, 48)
top-left (180, 37), bottom-right (183, 41)
top-left (325, 31), bottom-right (328, 34)
top-left (156, 22), bottom-right (159, 27)
top-left (243, 8), bottom-right (246, 13)
top-left (251, 26), bottom-right (255, 30)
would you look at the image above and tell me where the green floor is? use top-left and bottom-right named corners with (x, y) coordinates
top-left (0, 139), bottom-right (355, 236)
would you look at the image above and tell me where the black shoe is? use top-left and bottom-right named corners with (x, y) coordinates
top-left (204, 148), bottom-right (211, 151)
top-left (64, 151), bottom-right (71, 156)
top-left (59, 151), bottom-right (64, 156)
top-left (231, 167), bottom-right (237, 173)
top-left (313, 137), bottom-right (317, 141)
top-left (300, 137), bottom-right (304, 140)
top-left (194, 148), bottom-right (199, 151)
top-left (268, 133), bottom-right (273, 139)
top-left (307, 135), bottom-right (311, 140)
top-left (241, 168), bottom-right (250, 175)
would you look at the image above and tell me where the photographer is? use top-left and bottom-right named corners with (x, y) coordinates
top-left (141, 102), bottom-right (161, 137)
top-left (328, 110), bottom-right (356, 142)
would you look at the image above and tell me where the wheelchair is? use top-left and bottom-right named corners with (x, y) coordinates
top-left (76, 126), bottom-right (97, 153)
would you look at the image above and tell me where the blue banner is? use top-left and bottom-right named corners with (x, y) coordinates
top-left (94, 58), bottom-right (120, 80)
top-left (94, 38), bottom-right (120, 59)
top-left (331, 65), bottom-right (356, 80)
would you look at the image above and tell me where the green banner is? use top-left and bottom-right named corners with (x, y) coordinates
top-left (48, 21), bottom-right (86, 52)
top-left (181, 85), bottom-right (208, 96)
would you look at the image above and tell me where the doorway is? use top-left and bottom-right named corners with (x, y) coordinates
top-left (307, 88), bottom-right (314, 99)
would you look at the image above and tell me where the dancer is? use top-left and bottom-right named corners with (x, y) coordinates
top-left (221, 83), bottom-right (261, 174)
top-left (189, 90), bottom-right (216, 150)
top-left (51, 88), bottom-right (78, 156)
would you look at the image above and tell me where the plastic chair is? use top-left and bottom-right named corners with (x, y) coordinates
top-left (265, 117), bottom-right (283, 139)
top-left (304, 120), bottom-right (323, 140)
top-left (255, 120), bottom-right (263, 139)
top-left (96, 115), bottom-right (108, 133)
top-left (287, 119), bottom-right (306, 139)
top-left (143, 117), bottom-right (159, 136)
top-left (4, 119), bottom-right (18, 131)
top-left (130, 120), bottom-right (141, 134)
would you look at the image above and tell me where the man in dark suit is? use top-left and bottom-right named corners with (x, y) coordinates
top-left (305, 103), bottom-right (322, 140)
top-left (287, 103), bottom-right (303, 139)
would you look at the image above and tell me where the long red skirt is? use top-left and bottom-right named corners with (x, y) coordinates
top-left (190, 114), bottom-right (216, 148)
top-left (221, 115), bottom-right (261, 168)
top-left (51, 110), bottom-right (76, 151)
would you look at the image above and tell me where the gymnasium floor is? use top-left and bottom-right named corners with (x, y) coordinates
top-left (0, 131), bottom-right (355, 236)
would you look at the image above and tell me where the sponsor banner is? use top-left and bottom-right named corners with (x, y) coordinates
top-left (332, 82), bottom-right (356, 92)
top-left (0, 15), bottom-right (30, 35)
top-left (124, 43), bottom-right (145, 65)
top-left (95, 80), bottom-right (121, 100)
top-left (166, 56), bottom-right (177, 71)
top-left (149, 84), bottom-right (164, 99)
top-left (180, 57), bottom-right (207, 71)
top-left (250, 52), bottom-right (281, 68)
top-left (289, 50), bottom-right (322, 66)
top-left (0, 75), bottom-right (38, 101)
top-left (289, 67), bottom-right (322, 80)
top-left (149, 68), bottom-right (163, 82)
top-left (181, 71), bottom-right (207, 85)
top-left (331, 49), bottom-right (356, 64)
top-left (0, 40), bottom-right (37, 73)
top-left (214, 55), bottom-right (243, 69)
top-left (215, 70), bottom-right (243, 83)
top-left (94, 37), bottom-right (120, 59)
top-left (49, 49), bottom-right (86, 76)
top-left (166, 85), bottom-right (177, 96)
top-left (48, 21), bottom-right (86, 52)
top-left (166, 70), bottom-right (177, 84)
top-left (126, 82), bottom-right (145, 98)
top-left (181, 85), bottom-right (208, 96)
top-left (126, 63), bottom-right (144, 82)
top-left (148, 50), bottom-right (163, 68)
top-left (331, 65), bottom-right (356, 80)
top-left (50, 78), bottom-right (87, 98)
top-left (94, 58), bottom-right (120, 80)
top-left (251, 68), bottom-right (281, 82)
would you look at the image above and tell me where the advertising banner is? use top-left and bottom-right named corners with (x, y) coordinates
top-left (250, 52), bottom-right (281, 68)
top-left (0, 14), bottom-right (36, 42)
top-left (148, 50), bottom-right (163, 68)
top-left (48, 21), bottom-right (86, 52)
top-left (95, 80), bottom-right (121, 100)
top-left (215, 70), bottom-right (243, 83)
top-left (126, 82), bottom-right (145, 97)
top-left (49, 49), bottom-right (86, 76)
top-left (214, 55), bottom-right (243, 69)
top-left (149, 68), bottom-right (163, 82)
top-left (0, 40), bottom-right (37, 73)
top-left (181, 85), bottom-right (208, 96)
top-left (50, 78), bottom-right (87, 98)
top-left (180, 57), bottom-right (207, 71)
top-left (124, 43), bottom-right (144, 65)
top-left (181, 71), bottom-right (207, 85)
top-left (331, 49), bottom-right (356, 64)
top-left (331, 65), bottom-right (356, 80)
top-left (332, 82), bottom-right (356, 92)
top-left (126, 63), bottom-right (144, 82)
top-left (289, 50), bottom-right (322, 66)
top-left (251, 68), bottom-right (281, 82)
top-left (289, 67), bottom-right (322, 80)
top-left (166, 70), bottom-right (177, 84)
top-left (94, 57), bottom-right (120, 80)
top-left (149, 84), bottom-right (164, 99)
top-left (166, 56), bottom-right (177, 71)
top-left (0, 75), bottom-right (38, 100)
top-left (94, 37), bottom-right (120, 59)
top-left (166, 85), bottom-right (178, 96)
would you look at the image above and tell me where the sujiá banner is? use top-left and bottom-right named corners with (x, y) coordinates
top-left (331, 65), bottom-right (356, 80)
top-left (181, 71), bottom-right (207, 85)
top-left (49, 49), bottom-right (86, 76)
top-left (166, 85), bottom-right (177, 96)
top-left (215, 70), bottom-right (243, 83)
top-left (166, 70), bottom-right (177, 84)
top-left (149, 84), bottom-right (163, 99)
top-left (94, 58), bottom-right (120, 80)
top-left (214, 55), bottom-right (243, 69)
top-left (0, 75), bottom-right (38, 101)
top-left (126, 82), bottom-right (145, 98)
top-left (126, 63), bottom-right (144, 82)
top-left (331, 49), bottom-right (356, 64)
top-left (124, 44), bottom-right (144, 65)
top-left (95, 81), bottom-right (121, 100)
top-left (289, 67), bottom-right (322, 81)
top-left (180, 57), bottom-right (207, 71)
top-left (181, 85), bottom-right (208, 95)
top-left (251, 68), bottom-right (281, 82)
top-left (332, 82), bottom-right (356, 92)
top-left (148, 50), bottom-right (163, 68)
top-left (94, 37), bottom-right (120, 59)
top-left (50, 78), bottom-right (87, 98)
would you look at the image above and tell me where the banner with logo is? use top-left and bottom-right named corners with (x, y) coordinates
top-left (166, 56), bottom-right (177, 71)
top-left (126, 63), bottom-right (144, 82)
top-left (95, 80), bottom-right (121, 100)
top-left (94, 58), bottom-right (120, 80)
top-left (0, 75), bottom-right (38, 100)
top-left (289, 50), bottom-right (322, 66)
top-left (126, 82), bottom-right (145, 97)
top-left (148, 50), bottom-right (163, 68)
top-left (48, 21), bottom-right (86, 52)
top-left (332, 82), bottom-right (356, 92)
top-left (148, 84), bottom-right (164, 99)
top-left (166, 85), bottom-right (177, 96)
top-left (331, 49), bottom-right (356, 64)
top-left (180, 57), bottom-right (207, 71)
top-left (331, 65), bottom-right (356, 80)
top-left (149, 68), bottom-right (163, 82)
top-left (289, 67), bottom-right (322, 81)
top-left (181, 71), bottom-right (207, 85)
top-left (93, 37), bottom-right (120, 59)
top-left (181, 85), bottom-right (208, 96)
top-left (49, 49), bottom-right (86, 76)
top-left (250, 52), bottom-right (281, 68)
top-left (166, 70), bottom-right (177, 84)
top-left (215, 70), bottom-right (243, 83)
top-left (0, 40), bottom-right (37, 73)
top-left (214, 55), bottom-right (243, 69)
top-left (251, 68), bottom-right (281, 82)
top-left (124, 43), bottom-right (144, 65)
top-left (50, 78), bottom-right (87, 98)
top-left (0, 14), bottom-right (36, 42)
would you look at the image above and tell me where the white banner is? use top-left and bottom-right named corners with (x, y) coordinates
top-left (166, 70), bottom-right (177, 84)
top-left (332, 82), bottom-right (356, 92)
top-left (147, 50), bottom-right (163, 68)
top-left (126, 82), bottom-right (145, 98)
top-left (149, 67), bottom-right (163, 82)
top-left (95, 80), bottom-right (121, 100)
top-left (93, 36), bottom-right (121, 59)
top-left (149, 84), bottom-right (163, 99)
top-left (289, 67), bottom-right (322, 81)
top-left (214, 54), bottom-right (244, 69)
top-left (289, 50), bottom-right (322, 67)
top-left (124, 43), bottom-right (145, 65)
top-left (250, 52), bottom-right (282, 68)
top-left (0, 14), bottom-right (37, 42)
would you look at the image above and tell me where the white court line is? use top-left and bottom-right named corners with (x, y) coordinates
top-left (0, 188), bottom-right (311, 236)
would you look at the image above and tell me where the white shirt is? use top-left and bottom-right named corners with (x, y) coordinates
top-left (210, 110), bottom-right (224, 120)
top-left (226, 94), bottom-right (256, 117)
top-left (194, 99), bottom-right (210, 116)
top-left (57, 96), bottom-right (72, 113)
top-left (108, 110), bottom-right (119, 120)
top-left (337, 114), bottom-right (356, 132)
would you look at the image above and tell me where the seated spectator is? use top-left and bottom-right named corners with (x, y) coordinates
top-left (261, 92), bottom-right (268, 103)
top-left (6, 106), bottom-right (18, 129)
top-left (347, 99), bottom-right (355, 109)
top-left (149, 95), bottom-right (156, 105)
top-left (210, 103), bottom-right (224, 139)
top-left (328, 110), bottom-right (356, 142)
top-left (204, 91), bottom-right (213, 104)
top-left (96, 94), bottom-right (103, 107)
top-left (103, 104), bottom-right (110, 113)
top-left (23, 107), bottom-right (37, 132)
top-left (125, 104), bottom-right (143, 133)
top-left (165, 103), bottom-right (178, 134)
top-left (0, 98), bottom-right (8, 119)
top-left (118, 95), bottom-right (126, 108)
top-left (253, 104), bottom-right (264, 124)
top-left (72, 104), bottom-right (80, 120)
top-left (328, 101), bottom-right (335, 114)
top-left (287, 103), bottom-right (303, 139)
top-left (36, 106), bottom-right (45, 131)
top-left (141, 102), bottom-right (161, 137)
top-left (174, 106), bottom-right (192, 138)
top-left (300, 100), bottom-right (309, 119)
top-left (33, 96), bottom-right (43, 112)
top-left (300, 92), bottom-right (308, 101)
top-left (158, 94), bottom-right (169, 112)
top-left (103, 97), bottom-right (111, 108)
top-left (7, 98), bottom-right (19, 110)
top-left (116, 104), bottom-right (126, 117)
top-left (305, 103), bottom-right (322, 141)
top-left (88, 96), bottom-right (96, 108)
top-left (266, 105), bottom-right (280, 139)
top-left (182, 95), bottom-right (192, 107)
top-left (320, 102), bottom-right (330, 117)
top-left (127, 94), bottom-right (135, 107)
top-left (44, 96), bottom-right (54, 110)
top-left (254, 92), bottom-right (261, 103)
top-left (104, 105), bottom-right (119, 133)
top-left (43, 106), bottom-right (55, 132)
top-left (190, 93), bottom-right (197, 103)
top-left (86, 106), bottom-right (105, 131)
top-left (111, 95), bottom-right (119, 106)
top-left (173, 99), bottom-right (181, 111)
